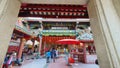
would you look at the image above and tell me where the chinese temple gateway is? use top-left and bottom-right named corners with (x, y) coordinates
top-left (42, 21), bottom-right (76, 45)
top-left (1, 0), bottom-right (120, 68)
top-left (17, 3), bottom-right (92, 49)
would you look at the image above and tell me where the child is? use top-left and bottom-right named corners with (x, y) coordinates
top-left (45, 50), bottom-right (51, 63)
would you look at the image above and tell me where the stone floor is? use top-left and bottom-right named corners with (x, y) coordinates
top-left (48, 57), bottom-right (69, 68)
top-left (14, 55), bottom-right (99, 68)
top-left (14, 59), bottom-right (46, 68)
top-left (72, 63), bottom-right (99, 68)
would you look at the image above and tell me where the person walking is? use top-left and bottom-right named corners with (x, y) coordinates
top-left (45, 50), bottom-right (51, 63)
top-left (51, 48), bottom-right (56, 62)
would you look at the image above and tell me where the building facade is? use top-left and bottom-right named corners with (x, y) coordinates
top-left (0, 0), bottom-right (120, 68)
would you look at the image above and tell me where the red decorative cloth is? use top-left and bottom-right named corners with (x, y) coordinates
top-left (68, 57), bottom-right (75, 63)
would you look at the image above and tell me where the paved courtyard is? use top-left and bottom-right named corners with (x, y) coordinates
top-left (14, 56), bottom-right (99, 68)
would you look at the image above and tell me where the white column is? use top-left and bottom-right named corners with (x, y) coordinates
top-left (112, 0), bottom-right (120, 17)
top-left (88, 0), bottom-right (120, 68)
top-left (0, 0), bottom-right (21, 67)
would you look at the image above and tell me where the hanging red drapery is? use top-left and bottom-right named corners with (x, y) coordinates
top-left (42, 36), bottom-right (76, 45)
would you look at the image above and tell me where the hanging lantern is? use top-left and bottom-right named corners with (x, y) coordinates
top-left (26, 40), bottom-right (33, 45)
top-left (34, 40), bottom-right (40, 46)
top-left (80, 42), bottom-right (84, 47)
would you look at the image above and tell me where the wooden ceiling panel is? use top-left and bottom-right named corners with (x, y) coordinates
top-left (18, 4), bottom-right (89, 18)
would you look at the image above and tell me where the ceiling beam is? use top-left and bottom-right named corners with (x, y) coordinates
top-left (20, 0), bottom-right (88, 5)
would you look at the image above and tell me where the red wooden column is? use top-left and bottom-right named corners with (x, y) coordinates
top-left (82, 43), bottom-right (86, 63)
top-left (18, 38), bottom-right (26, 59)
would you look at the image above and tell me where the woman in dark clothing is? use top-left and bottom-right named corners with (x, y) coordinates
top-left (2, 54), bottom-right (10, 68)
top-left (51, 48), bottom-right (56, 62)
